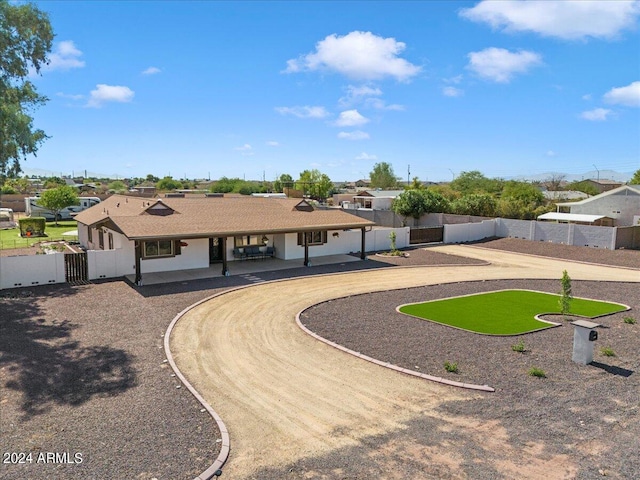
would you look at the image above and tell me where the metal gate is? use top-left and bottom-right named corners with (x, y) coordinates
top-left (410, 226), bottom-right (444, 244)
top-left (64, 252), bottom-right (89, 284)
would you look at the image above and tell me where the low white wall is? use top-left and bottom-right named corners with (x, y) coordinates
top-left (0, 252), bottom-right (66, 289)
top-left (450, 218), bottom-right (617, 249)
top-left (88, 249), bottom-right (136, 280)
top-left (444, 220), bottom-right (496, 244)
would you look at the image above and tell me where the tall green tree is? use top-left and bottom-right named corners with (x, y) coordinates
top-left (156, 176), bottom-right (182, 191)
top-left (37, 185), bottom-right (78, 226)
top-left (450, 193), bottom-right (497, 217)
top-left (450, 170), bottom-right (503, 195)
top-left (0, 0), bottom-right (54, 182)
top-left (296, 169), bottom-right (333, 200)
top-left (273, 173), bottom-right (293, 193)
top-left (369, 162), bottom-right (397, 189)
top-left (630, 169), bottom-right (640, 185)
top-left (392, 189), bottom-right (448, 223)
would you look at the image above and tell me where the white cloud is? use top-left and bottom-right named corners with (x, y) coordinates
top-left (339, 84), bottom-right (383, 107)
top-left (334, 109), bottom-right (369, 127)
top-left (460, 0), bottom-right (640, 40)
top-left (86, 84), bottom-right (134, 108)
top-left (444, 74), bottom-right (464, 84)
top-left (266, 141), bottom-right (280, 147)
top-left (546, 150), bottom-right (557, 157)
top-left (355, 152), bottom-right (378, 160)
top-left (44, 40), bottom-right (85, 71)
top-left (580, 108), bottom-right (613, 121)
top-left (284, 31), bottom-right (421, 81)
top-left (603, 81), bottom-right (640, 107)
top-left (582, 93), bottom-right (593, 101)
top-left (365, 98), bottom-right (405, 111)
top-left (442, 86), bottom-right (464, 97)
top-left (56, 92), bottom-right (84, 101)
top-left (467, 47), bottom-right (543, 83)
top-left (235, 144), bottom-right (254, 156)
top-left (142, 66), bottom-right (161, 75)
top-left (275, 105), bottom-right (330, 119)
top-left (337, 131), bottom-right (370, 140)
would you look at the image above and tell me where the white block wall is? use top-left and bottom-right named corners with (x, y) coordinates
top-left (444, 220), bottom-right (496, 244)
top-left (0, 252), bottom-right (66, 289)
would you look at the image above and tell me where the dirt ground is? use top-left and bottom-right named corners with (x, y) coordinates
top-left (170, 245), bottom-right (640, 479)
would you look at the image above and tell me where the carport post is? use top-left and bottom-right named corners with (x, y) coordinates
top-left (134, 241), bottom-right (142, 286)
top-left (360, 227), bottom-right (366, 260)
top-left (221, 237), bottom-right (229, 276)
top-left (304, 231), bottom-right (311, 267)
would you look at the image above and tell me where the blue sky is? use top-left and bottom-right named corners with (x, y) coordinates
top-left (26, 1), bottom-right (640, 182)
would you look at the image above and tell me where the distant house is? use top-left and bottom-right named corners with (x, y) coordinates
top-left (583, 179), bottom-right (623, 194)
top-left (74, 194), bottom-right (376, 285)
top-left (554, 185), bottom-right (640, 226)
top-left (130, 184), bottom-right (157, 195)
top-left (351, 190), bottom-right (405, 210)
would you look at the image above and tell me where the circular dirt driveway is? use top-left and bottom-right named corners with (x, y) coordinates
top-left (170, 246), bottom-right (640, 479)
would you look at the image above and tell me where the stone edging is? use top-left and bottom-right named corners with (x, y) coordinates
top-left (165, 297), bottom-right (233, 480)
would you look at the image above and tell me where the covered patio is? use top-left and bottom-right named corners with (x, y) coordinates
top-left (125, 253), bottom-right (362, 286)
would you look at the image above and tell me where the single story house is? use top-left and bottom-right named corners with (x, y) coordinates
top-left (582, 179), bottom-right (623, 194)
top-left (555, 185), bottom-right (640, 226)
top-left (74, 194), bottom-right (376, 285)
top-left (351, 190), bottom-right (405, 210)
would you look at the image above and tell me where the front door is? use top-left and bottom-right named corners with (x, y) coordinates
top-left (209, 237), bottom-right (224, 264)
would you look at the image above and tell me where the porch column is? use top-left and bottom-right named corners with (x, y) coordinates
top-left (134, 240), bottom-right (142, 286)
top-left (304, 232), bottom-right (310, 267)
top-left (221, 237), bottom-right (229, 276)
top-left (360, 227), bottom-right (366, 260)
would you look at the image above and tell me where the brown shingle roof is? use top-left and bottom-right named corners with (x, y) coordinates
top-left (75, 194), bottom-right (376, 239)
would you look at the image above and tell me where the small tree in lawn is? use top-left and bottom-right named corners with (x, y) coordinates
top-left (37, 185), bottom-right (78, 226)
top-left (559, 270), bottom-right (573, 317)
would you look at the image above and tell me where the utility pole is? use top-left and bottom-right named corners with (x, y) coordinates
top-left (407, 164), bottom-right (410, 186)
top-left (593, 164), bottom-right (599, 182)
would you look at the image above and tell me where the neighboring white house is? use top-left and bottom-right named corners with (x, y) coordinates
top-left (349, 190), bottom-right (405, 210)
top-left (555, 185), bottom-right (640, 226)
top-left (74, 194), bottom-right (378, 285)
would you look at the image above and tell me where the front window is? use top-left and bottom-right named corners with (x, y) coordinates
top-left (234, 235), bottom-right (262, 247)
top-left (143, 240), bottom-right (174, 258)
top-left (297, 231), bottom-right (327, 246)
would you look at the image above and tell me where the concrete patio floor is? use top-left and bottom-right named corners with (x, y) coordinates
top-left (126, 254), bottom-right (362, 285)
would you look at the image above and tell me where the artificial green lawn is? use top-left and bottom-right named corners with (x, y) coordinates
top-left (0, 221), bottom-right (77, 250)
top-left (398, 289), bottom-right (627, 335)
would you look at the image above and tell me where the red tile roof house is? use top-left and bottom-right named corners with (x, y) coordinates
top-left (74, 194), bottom-right (376, 285)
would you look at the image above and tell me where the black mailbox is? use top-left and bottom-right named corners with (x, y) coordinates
top-left (589, 330), bottom-right (598, 341)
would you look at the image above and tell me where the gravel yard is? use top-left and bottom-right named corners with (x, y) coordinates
top-left (1, 238), bottom-right (638, 479)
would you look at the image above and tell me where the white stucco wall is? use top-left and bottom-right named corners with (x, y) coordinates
top-left (139, 237), bottom-right (209, 273)
top-left (278, 227), bottom-right (409, 260)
